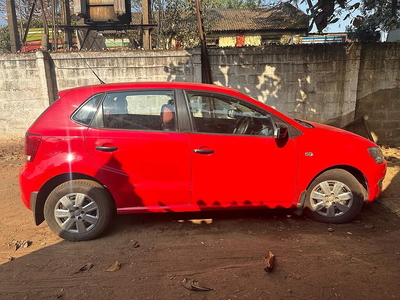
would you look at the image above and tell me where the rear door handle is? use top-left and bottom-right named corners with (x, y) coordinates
top-left (95, 146), bottom-right (118, 152)
top-left (194, 149), bottom-right (214, 154)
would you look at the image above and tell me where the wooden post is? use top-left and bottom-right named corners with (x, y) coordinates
top-left (39, 0), bottom-right (49, 50)
top-left (62, 0), bottom-right (73, 50)
top-left (142, 0), bottom-right (151, 49)
top-left (6, 0), bottom-right (20, 52)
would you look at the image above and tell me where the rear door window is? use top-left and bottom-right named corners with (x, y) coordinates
top-left (97, 90), bottom-right (176, 131)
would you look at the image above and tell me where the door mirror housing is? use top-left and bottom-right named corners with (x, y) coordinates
top-left (274, 122), bottom-right (288, 139)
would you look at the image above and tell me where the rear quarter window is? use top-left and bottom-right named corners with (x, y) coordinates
top-left (72, 93), bottom-right (103, 126)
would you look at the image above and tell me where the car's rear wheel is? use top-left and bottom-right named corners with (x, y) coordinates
top-left (304, 169), bottom-right (366, 224)
top-left (44, 180), bottom-right (114, 241)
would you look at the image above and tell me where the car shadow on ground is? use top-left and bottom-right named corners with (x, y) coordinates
top-left (1, 202), bottom-right (399, 300)
top-left (104, 202), bottom-right (398, 239)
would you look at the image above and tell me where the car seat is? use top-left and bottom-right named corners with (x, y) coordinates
top-left (160, 102), bottom-right (175, 131)
top-left (115, 96), bottom-right (128, 114)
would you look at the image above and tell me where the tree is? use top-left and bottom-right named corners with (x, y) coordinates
top-left (0, 24), bottom-right (11, 51)
top-left (0, 0), bottom-right (50, 22)
top-left (0, 0), bottom-right (53, 45)
top-left (294, 0), bottom-right (399, 35)
top-left (293, 0), bottom-right (360, 32)
top-left (346, 0), bottom-right (399, 41)
top-left (146, 0), bottom-right (276, 49)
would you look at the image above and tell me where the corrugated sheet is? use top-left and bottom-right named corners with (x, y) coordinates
top-left (207, 4), bottom-right (308, 31)
top-left (130, 3), bottom-right (308, 32)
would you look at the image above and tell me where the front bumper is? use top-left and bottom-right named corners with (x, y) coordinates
top-left (366, 162), bottom-right (387, 202)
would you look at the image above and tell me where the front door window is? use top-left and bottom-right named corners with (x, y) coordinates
top-left (187, 93), bottom-right (275, 137)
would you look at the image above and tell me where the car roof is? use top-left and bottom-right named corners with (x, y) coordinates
top-left (58, 82), bottom-right (241, 98)
top-left (56, 82), bottom-right (300, 128)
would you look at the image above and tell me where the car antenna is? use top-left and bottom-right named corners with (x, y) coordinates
top-left (78, 52), bottom-right (105, 84)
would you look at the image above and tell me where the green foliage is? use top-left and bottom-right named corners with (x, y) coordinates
top-left (299, 0), bottom-right (399, 36)
top-left (0, 25), bottom-right (10, 52)
top-left (347, 17), bottom-right (381, 41)
top-left (346, 0), bottom-right (399, 41)
top-left (158, 0), bottom-right (198, 49)
top-left (299, 0), bottom-right (360, 32)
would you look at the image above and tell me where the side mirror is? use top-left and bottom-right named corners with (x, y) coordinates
top-left (227, 109), bottom-right (236, 118)
top-left (227, 107), bottom-right (242, 119)
top-left (274, 122), bottom-right (288, 139)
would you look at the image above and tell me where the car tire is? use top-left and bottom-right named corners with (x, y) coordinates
top-left (44, 180), bottom-right (114, 241)
top-left (304, 169), bottom-right (366, 224)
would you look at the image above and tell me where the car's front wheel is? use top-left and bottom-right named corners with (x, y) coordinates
top-left (304, 169), bottom-right (366, 224)
top-left (44, 180), bottom-right (114, 241)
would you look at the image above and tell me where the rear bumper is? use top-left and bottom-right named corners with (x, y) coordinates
top-left (19, 162), bottom-right (43, 209)
top-left (20, 162), bottom-right (46, 226)
top-left (30, 192), bottom-right (44, 225)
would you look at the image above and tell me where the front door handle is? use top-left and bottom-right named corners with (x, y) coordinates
top-left (95, 146), bottom-right (118, 152)
top-left (194, 149), bottom-right (214, 154)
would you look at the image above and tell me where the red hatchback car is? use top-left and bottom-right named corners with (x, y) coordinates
top-left (19, 82), bottom-right (386, 241)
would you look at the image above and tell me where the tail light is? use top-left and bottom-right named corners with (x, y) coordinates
top-left (25, 133), bottom-right (42, 162)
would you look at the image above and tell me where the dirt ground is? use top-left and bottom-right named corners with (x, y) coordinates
top-left (0, 143), bottom-right (399, 300)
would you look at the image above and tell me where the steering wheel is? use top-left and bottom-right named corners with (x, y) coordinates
top-left (233, 116), bottom-right (251, 135)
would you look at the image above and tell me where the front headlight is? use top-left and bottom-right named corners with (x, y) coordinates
top-left (368, 147), bottom-right (385, 164)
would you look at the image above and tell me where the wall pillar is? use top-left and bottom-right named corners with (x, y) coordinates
top-left (341, 43), bottom-right (362, 127)
top-left (36, 50), bottom-right (58, 105)
top-left (192, 48), bottom-right (203, 83)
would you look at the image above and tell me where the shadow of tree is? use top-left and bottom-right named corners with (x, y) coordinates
top-left (208, 47), bottom-right (320, 122)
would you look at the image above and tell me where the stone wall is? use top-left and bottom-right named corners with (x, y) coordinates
top-left (0, 43), bottom-right (399, 145)
top-left (355, 43), bottom-right (400, 145)
top-left (50, 50), bottom-right (201, 92)
top-left (0, 49), bottom-right (201, 142)
top-left (0, 53), bottom-right (47, 139)
top-left (208, 44), bottom-right (359, 127)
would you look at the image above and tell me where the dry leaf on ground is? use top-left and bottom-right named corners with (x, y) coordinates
top-left (106, 261), bottom-right (121, 272)
top-left (181, 278), bottom-right (212, 291)
top-left (264, 250), bottom-right (275, 272)
top-left (75, 263), bottom-right (93, 273)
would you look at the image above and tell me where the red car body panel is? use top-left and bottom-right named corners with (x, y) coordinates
top-left (19, 82), bottom-right (387, 218)
top-left (187, 133), bottom-right (298, 209)
top-left (292, 122), bottom-right (386, 202)
top-left (84, 128), bottom-right (191, 209)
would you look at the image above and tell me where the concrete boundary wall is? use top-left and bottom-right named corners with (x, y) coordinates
top-left (0, 43), bottom-right (399, 145)
top-left (208, 44), bottom-right (361, 127)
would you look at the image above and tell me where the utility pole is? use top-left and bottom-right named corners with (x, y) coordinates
top-left (195, 0), bottom-right (212, 84)
top-left (39, 0), bottom-right (49, 50)
top-left (51, 0), bottom-right (57, 50)
top-left (391, 0), bottom-right (398, 30)
top-left (6, 0), bottom-right (20, 52)
top-left (142, 0), bottom-right (151, 49)
top-left (63, 0), bottom-right (72, 50)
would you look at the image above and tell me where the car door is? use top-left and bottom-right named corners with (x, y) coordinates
top-left (85, 89), bottom-right (191, 210)
top-left (185, 91), bottom-right (299, 209)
